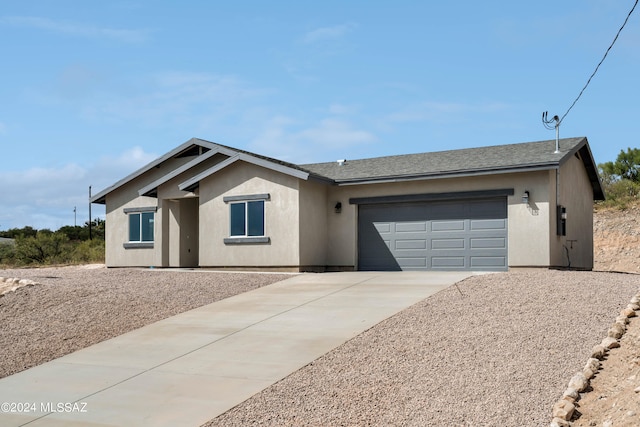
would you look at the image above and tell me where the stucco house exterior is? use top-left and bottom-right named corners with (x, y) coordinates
top-left (91, 136), bottom-right (604, 272)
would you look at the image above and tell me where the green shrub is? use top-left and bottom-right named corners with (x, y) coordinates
top-left (0, 242), bottom-right (18, 266)
top-left (71, 239), bottom-right (105, 264)
top-left (14, 231), bottom-right (72, 264)
top-left (597, 178), bottom-right (640, 209)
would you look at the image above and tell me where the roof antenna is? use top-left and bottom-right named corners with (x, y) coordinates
top-left (542, 112), bottom-right (560, 153)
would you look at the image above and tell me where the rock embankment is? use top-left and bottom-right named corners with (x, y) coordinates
top-left (0, 276), bottom-right (39, 296)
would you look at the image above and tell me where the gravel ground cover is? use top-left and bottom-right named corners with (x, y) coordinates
top-left (1, 267), bottom-right (639, 426)
top-left (0, 265), bottom-right (292, 379)
top-left (205, 270), bottom-right (640, 427)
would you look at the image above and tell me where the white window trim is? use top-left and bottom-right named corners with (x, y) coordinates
top-left (123, 206), bottom-right (156, 249)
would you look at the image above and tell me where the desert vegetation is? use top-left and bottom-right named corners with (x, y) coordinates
top-left (597, 147), bottom-right (640, 209)
top-left (0, 220), bottom-right (105, 267)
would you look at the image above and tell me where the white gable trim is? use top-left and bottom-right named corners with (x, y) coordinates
top-left (137, 148), bottom-right (225, 197)
top-left (178, 153), bottom-right (310, 192)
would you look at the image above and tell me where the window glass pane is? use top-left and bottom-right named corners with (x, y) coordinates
top-left (129, 213), bottom-right (141, 242)
top-left (230, 203), bottom-right (246, 236)
top-left (247, 201), bottom-right (264, 236)
top-left (141, 212), bottom-right (154, 242)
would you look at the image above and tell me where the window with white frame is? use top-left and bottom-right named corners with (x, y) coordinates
top-left (223, 194), bottom-right (270, 244)
top-left (129, 212), bottom-right (155, 242)
top-left (123, 207), bottom-right (157, 248)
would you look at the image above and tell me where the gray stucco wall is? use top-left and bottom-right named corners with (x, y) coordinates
top-left (551, 154), bottom-right (595, 269)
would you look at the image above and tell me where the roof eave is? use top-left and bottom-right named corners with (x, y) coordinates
top-left (90, 138), bottom-right (219, 204)
top-left (333, 163), bottom-right (561, 186)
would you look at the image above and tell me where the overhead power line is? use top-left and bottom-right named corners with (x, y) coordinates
top-left (544, 0), bottom-right (638, 130)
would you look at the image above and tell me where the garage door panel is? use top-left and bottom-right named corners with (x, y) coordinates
top-left (470, 218), bottom-right (506, 230)
top-left (373, 222), bottom-right (392, 233)
top-left (358, 198), bottom-right (507, 271)
top-left (470, 237), bottom-right (506, 249)
top-left (431, 238), bottom-right (465, 249)
top-left (396, 239), bottom-right (427, 250)
top-left (431, 220), bottom-right (465, 232)
top-left (397, 257), bottom-right (428, 267)
top-left (396, 222), bottom-right (427, 232)
top-left (470, 256), bottom-right (507, 268)
top-left (431, 257), bottom-right (466, 268)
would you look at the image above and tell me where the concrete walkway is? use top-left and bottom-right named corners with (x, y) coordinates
top-left (0, 271), bottom-right (472, 427)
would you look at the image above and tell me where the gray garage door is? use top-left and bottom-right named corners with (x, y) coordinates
top-left (357, 198), bottom-right (508, 271)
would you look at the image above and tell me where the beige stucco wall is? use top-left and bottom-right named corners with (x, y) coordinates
top-left (551, 154), bottom-right (595, 269)
top-left (298, 179), bottom-right (328, 268)
top-left (323, 170), bottom-right (555, 269)
top-left (198, 162), bottom-right (301, 267)
top-left (104, 158), bottom-right (191, 267)
top-left (165, 198), bottom-right (199, 267)
top-left (103, 152), bottom-right (596, 271)
top-left (103, 155), bottom-right (219, 267)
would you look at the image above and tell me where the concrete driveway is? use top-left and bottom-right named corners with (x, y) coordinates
top-left (0, 271), bottom-right (472, 427)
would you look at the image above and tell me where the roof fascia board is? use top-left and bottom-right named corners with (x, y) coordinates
top-left (580, 144), bottom-right (605, 200)
top-left (334, 164), bottom-right (559, 186)
top-left (137, 148), bottom-right (222, 197)
top-left (554, 137), bottom-right (605, 200)
top-left (90, 138), bottom-right (219, 203)
top-left (238, 153), bottom-right (310, 180)
top-left (556, 137), bottom-right (587, 167)
top-left (178, 152), bottom-right (310, 192)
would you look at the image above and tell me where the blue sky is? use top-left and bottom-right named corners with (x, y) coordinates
top-left (1, 0), bottom-right (639, 230)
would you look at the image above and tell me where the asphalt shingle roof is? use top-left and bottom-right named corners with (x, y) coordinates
top-left (300, 137), bottom-right (588, 182)
top-left (92, 136), bottom-right (604, 204)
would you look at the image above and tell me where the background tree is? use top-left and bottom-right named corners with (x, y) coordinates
top-left (598, 147), bottom-right (640, 207)
top-left (0, 226), bottom-right (38, 239)
top-left (15, 231), bottom-right (71, 264)
top-left (599, 148), bottom-right (640, 182)
top-left (0, 218), bottom-right (106, 266)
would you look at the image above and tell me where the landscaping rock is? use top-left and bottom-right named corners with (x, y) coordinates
top-left (550, 417), bottom-right (571, 427)
top-left (608, 323), bottom-right (625, 339)
top-left (562, 388), bottom-right (579, 402)
top-left (552, 399), bottom-right (575, 421)
top-left (591, 344), bottom-right (606, 360)
top-left (601, 336), bottom-right (621, 350)
top-left (621, 307), bottom-right (636, 318)
top-left (568, 373), bottom-right (589, 392)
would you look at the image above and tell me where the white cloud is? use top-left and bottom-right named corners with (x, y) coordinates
top-left (0, 16), bottom-right (149, 43)
top-left (250, 116), bottom-right (376, 163)
top-left (302, 24), bottom-right (357, 44)
top-left (82, 72), bottom-right (269, 131)
top-left (94, 146), bottom-right (158, 175)
top-left (0, 146), bottom-right (157, 230)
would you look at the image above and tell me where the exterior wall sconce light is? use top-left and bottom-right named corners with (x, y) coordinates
top-left (334, 202), bottom-right (342, 213)
top-left (521, 191), bottom-right (530, 204)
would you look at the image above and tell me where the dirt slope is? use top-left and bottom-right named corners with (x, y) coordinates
top-left (594, 202), bottom-right (640, 274)
top-left (571, 202), bottom-right (640, 426)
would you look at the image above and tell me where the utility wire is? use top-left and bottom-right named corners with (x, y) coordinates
top-left (558, 0), bottom-right (638, 126)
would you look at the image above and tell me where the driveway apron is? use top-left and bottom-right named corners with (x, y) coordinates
top-left (0, 271), bottom-right (472, 427)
